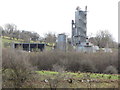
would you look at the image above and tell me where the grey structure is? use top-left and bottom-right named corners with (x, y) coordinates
top-left (72, 6), bottom-right (87, 46)
top-left (76, 38), bottom-right (99, 53)
top-left (71, 6), bottom-right (100, 53)
top-left (57, 33), bottom-right (67, 51)
top-left (12, 43), bottom-right (46, 52)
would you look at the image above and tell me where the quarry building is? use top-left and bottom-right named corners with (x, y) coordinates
top-left (56, 6), bottom-right (99, 52)
top-left (56, 33), bottom-right (67, 51)
top-left (12, 43), bottom-right (46, 52)
top-left (71, 6), bottom-right (100, 52)
top-left (72, 6), bottom-right (87, 46)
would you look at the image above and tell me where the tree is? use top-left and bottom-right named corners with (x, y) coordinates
top-left (20, 30), bottom-right (31, 42)
top-left (89, 30), bottom-right (115, 48)
top-left (4, 23), bottom-right (17, 39)
top-left (31, 32), bottom-right (39, 41)
top-left (13, 30), bottom-right (20, 40)
top-left (44, 32), bottom-right (56, 43)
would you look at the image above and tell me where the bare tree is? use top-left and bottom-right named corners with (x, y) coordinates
top-left (44, 32), bottom-right (56, 43)
top-left (4, 23), bottom-right (17, 39)
top-left (89, 30), bottom-right (115, 48)
top-left (31, 32), bottom-right (39, 41)
top-left (14, 30), bottom-right (20, 40)
top-left (2, 48), bottom-right (36, 88)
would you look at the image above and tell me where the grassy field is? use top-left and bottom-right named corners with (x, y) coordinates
top-left (2, 36), bottom-right (39, 45)
top-left (36, 71), bottom-right (119, 79)
top-left (25, 70), bottom-right (119, 88)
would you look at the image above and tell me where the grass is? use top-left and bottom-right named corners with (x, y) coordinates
top-left (90, 73), bottom-right (119, 79)
top-left (36, 70), bottom-right (58, 75)
top-left (34, 70), bottom-right (119, 88)
top-left (36, 70), bottom-right (119, 80)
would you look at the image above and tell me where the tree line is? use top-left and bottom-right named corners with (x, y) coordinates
top-left (0, 23), bottom-right (56, 43)
top-left (0, 23), bottom-right (118, 48)
top-left (89, 30), bottom-right (118, 48)
top-left (0, 23), bottom-right (40, 42)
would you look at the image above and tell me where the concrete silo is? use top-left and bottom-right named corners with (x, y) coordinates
top-left (57, 33), bottom-right (67, 51)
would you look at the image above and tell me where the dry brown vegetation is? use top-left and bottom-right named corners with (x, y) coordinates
top-left (2, 48), bottom-right (40, 88)
top-left (2, 48), bottom-right (118, 88)
top-left (29, 50), bottom-right (118, 73)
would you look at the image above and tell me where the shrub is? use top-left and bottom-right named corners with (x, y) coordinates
top-left (52, 64), bottom-right (65, 72)
top-left (66, 60), bottom-right (81, 72)
top-left (28, 50), bottom-right (118, 73)
top-left (2, 48), bottom-right (37, 88)
top-left (104, 65), bottom-right (118, 74)
top-left (80, 60), bottom-right (97, 73)
top-left (4, 42), bottom-right (10, 48)
top-left (2, 47), bottom-right (118, 88)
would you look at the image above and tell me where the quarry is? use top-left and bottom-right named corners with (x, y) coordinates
top-left (1, 5), bottom-right (118, 89)
top-left (12, 6), bottom-right (112, 53)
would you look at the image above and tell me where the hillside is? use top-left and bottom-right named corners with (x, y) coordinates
top-left (1, 36), bottom-right (53, 50)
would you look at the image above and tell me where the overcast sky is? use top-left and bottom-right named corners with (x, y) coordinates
top-left (0, 0), bottom-right (119, 42)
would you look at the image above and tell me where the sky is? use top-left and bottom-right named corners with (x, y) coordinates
top-left (0, 0), bottom-right (119, 42)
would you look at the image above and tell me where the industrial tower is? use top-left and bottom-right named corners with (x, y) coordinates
top-left (72, 6), bottom-right (87, 46)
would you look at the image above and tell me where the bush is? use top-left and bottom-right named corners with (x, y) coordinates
top-left (2, 47), bottom-right (118, 88)
top-left (80, 60), bottom-right (97, 73)
top-left (4, 42), bottom-right (10, 47)
top-left (2, 48), bottom-right (118, 88)
top-left (66, 60), bottom-right (81, 72)
top-left (104, 65), bottom-right (118, 74)
top-left (28, 50), bottom-right (118, 74)
top-left (29, 51), bottom-right (58, 71)
top-left (2, 48), bottom-right (37, 88)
